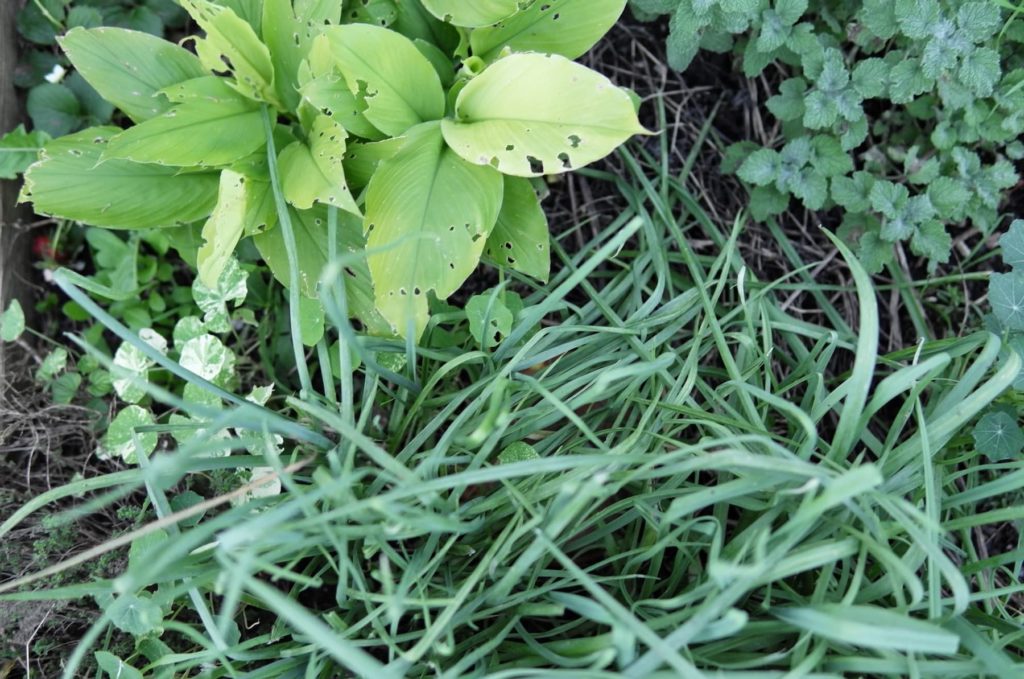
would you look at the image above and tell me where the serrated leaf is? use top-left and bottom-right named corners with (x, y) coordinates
top-left (852, 58), bottom-right (889, 99)
top-left (810, 136), bottom-right (852, 176)
top-left (990, 272), bottom-right (1024, 331)
top-left (910, 220), bottom-right (951, 265)
top-left (973, 411), bottom-right (1024, 461)
top-left (99, 406), bottom-right (157, 463)
top-left (889, 59), bottom-right (933, 104)
top-left (1, 300), bottom-right (25, 342)
top-left (927, 176), bottom-right (969, 220)
top-left (666, 7), bottom-right (703, 70)
top-left (895, 0), bottom-right (942, 40)
top-left (869, 181), bottom-right (908, 219)
top-left (36, 347), bottom-right (68, 382)
top-left (485, 176), bottom-right (550, 282)
top-left (957, 2), bottom-right (1002, 43)
top-left (788, 168), bottom-right (828, 210)
top-left (831, 172), bottom-right (874, 213)
top-left (316, 24), bottom-right (445, 137)
top-left (748, 185), bottom-right (789, 221)
top-left (420, 0), bottom-right (528, 27)
top-left (766, 78), bottom-right (806, 121)
top-left (737, 148), bottom-right (780, 186)
top-left (803, 90), bottom-right (837, 130)
top-left (442, 52), bottom-right (646, 177)
top-left (365, 122), bottom-right (503, 338)
top-left (958, 47), bottom-right (1001, 98)
top-left (471, 0), bottom-right (626, 61)
top-left (60, 27), bottom-right (207, 122)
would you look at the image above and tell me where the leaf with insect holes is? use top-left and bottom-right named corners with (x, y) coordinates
top-left (471, 0), bottom-right (628, 61)
top-left (179, 0), bottom-right (279, 107)
top-left (485, 176), bottom-right (550, 282)
top-left (192, 257), bottom-right (248, 332)
top-left (20, 127), bottom-right (220, 229)
top-left (112, 328), bottom-right (168, 404)
top-left (278, 115), bottom-right (359, 215)
top-left (59, 27), bottom-right (207, 122)
top-left (466, 291), bottom-right (522, 349)
top-left (365, 122), bottom-right (504, 338)
top-left (316, 24), bottom-right (445, 137)
top-left (253, 207), bottom-right (390, 335)
top-left (99, 405), bottom-right (157, 463)
top-left (990, 272), bottom-right (1024, 331)
top-left (442, 53), bottom-right (648, 177)
top-left (420, 0), bottom-right (529, 27)
top-left (999, 221), bottom-right (1024, 271)
top-left (198, 170), bottom-right (249, 289)
top-left (973, 411), bottom-right (1024, 461)
top-left (1, 300), bottom-right (25, 342)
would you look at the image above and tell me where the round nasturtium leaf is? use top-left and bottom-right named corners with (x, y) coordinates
top-left (441, 53), bottom-right (648, 177)
top-left (316, 24), bottom-right (445, 137)
top-left (364, 122), bottom-right (504, 339)
top-left (470, 0), bottom-right (627, 61)
top-left (419, 0), bottom-right (529, 27)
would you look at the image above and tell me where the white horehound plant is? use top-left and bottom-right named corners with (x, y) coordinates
top-left (20, 0), bottom-right (647, 339)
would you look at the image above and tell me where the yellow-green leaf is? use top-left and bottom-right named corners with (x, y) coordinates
top-left (420, 0), bottom-right (529, 27)
top-left (364, 122), bottom-right (504, 338)
top-left (485, 176), bottom-right (549, 282)
top-left (102, 97), bottom-right (264, 167)
top-left (198, 170), bottom-right (248, 288)
top-left (279, 115), bottom-right (359, 215)
top-left (471, 0), bottom-right (626, 61)
top-left (180, 0), bottom-right (279, 107)
top-left (20, 127), bottom-right (219, 229)
top-left (59, 27), bottom-right (207, 122)
top-left (442, 53), bottom-right (647, 177)
top-left (315, 24), bottom-right (445, 136)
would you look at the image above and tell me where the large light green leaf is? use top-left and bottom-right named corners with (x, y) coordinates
top-left (343, 137), bottom-right (406, 189)
top-left (364, 122), bottom-right (504, 338)
top-left (279, 115), bottom-right (359, 214)
top-left (471, 0), bottom-right (627, 61)
top-left (253, 206), bottom-right (389, 334)
top-left (180, 0), bottom-right (279, 107)
top-left (298, 70), bottom-right (384, 140)
top-left (59, 27), bottom-right (207, 122)
top-left (20, 127), bottom-right (219, 229)
top-left (198, 170), bottom-right (248, 287)
top-left (442, 53), bottom-right (647, 177)
top-left (262, 0), bottom-right (322, 111)
top-left (485, 176), bottom-right (549, 282)
top-left (316, 25), bottom-right (445, 136)
top-left (420, 0), bottom-right (530, 27)
top-left (102, 97), bottom-right (264, 167)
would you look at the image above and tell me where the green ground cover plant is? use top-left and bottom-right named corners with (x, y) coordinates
top-left (632, 0), bottom-right (1023, 273)
top-left (3, 138), bottom-right (1024, 676)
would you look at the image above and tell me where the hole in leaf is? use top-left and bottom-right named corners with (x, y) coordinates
top-left (526, 156), bottom-right (544, 174)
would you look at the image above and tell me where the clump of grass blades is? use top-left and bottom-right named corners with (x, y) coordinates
top-left (2, 140), bottom-right (1022, 678)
